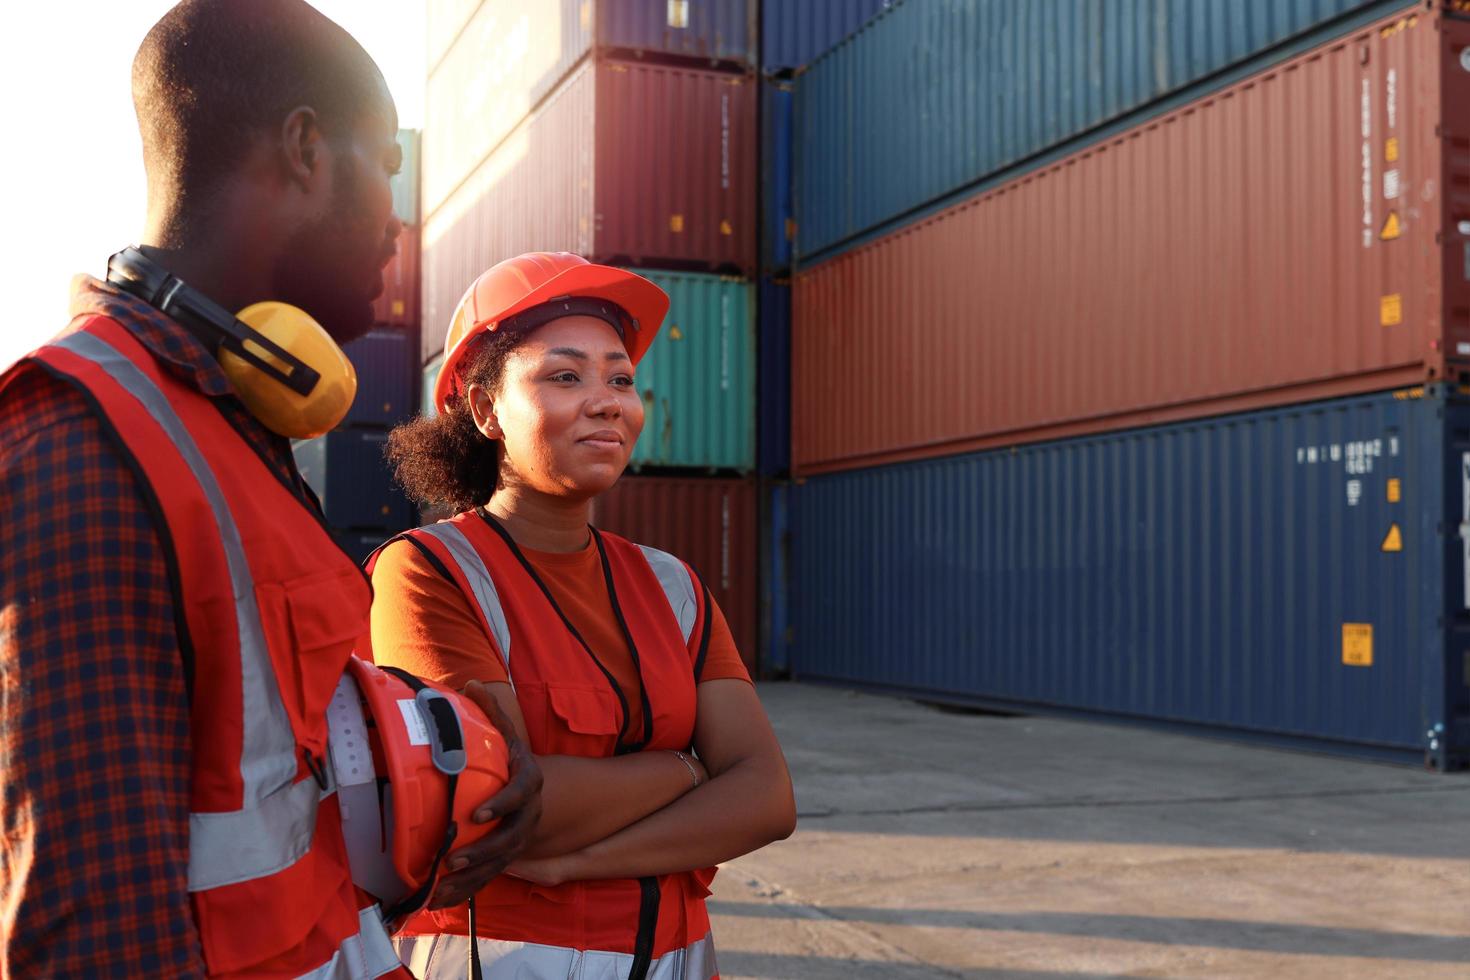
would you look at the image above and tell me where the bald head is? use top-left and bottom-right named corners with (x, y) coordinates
top-left (132, 0), bottom-right (392, 228)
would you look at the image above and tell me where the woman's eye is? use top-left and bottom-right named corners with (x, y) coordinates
top-left (612, 375), bottom-right (636, 388)
top-left (549, 371), bottom-right (579, 383)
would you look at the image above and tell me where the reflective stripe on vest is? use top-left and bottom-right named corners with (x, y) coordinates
top-left (394, 931), bottom-right (718, 980)
top-left (296, 906), bottom-right (403, 980)
top-left (413, 526), bottom-right (699, 681)
top-left (416, 521), bottom-right (514, 684)
top-left (54, 331), bottom-right (312, 891)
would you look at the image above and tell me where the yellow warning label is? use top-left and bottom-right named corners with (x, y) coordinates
top-left (1385, 137), bottom-right (1400, 163)
top-left (669, 214), bottom-right (685, 233)
top-left (1342, 623), bottom-right (1374, 667)
top-left (719, 219), bottom-right (733, 236)
top-left (1387, 478), bottom-right (1401, 503)
top-left (391, 300), bottom-right (405, 316)
top-left (1380, 210), bottom-right (1401, 241)
top-left (1381, 523), bottom-right (1403, 552)
top-left (1392, 387), bottom-right (1426, 401)
top-left (1380, 293), bottom-right (1403, 327)
top-left (668, 324), bottom-right (684, 341)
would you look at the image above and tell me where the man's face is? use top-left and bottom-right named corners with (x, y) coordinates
top-left (274, 91), bottom-right (403, 345)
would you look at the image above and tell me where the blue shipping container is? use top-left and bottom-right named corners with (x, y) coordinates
top-left (599, 0), bottom-right (754, 65)
top-left (789, 387), bottom-right (1470, 769)
top-left (761, 80), bottom-right (793, 272)
top-left (293, 429), bottom-right (416, 531)
top-left (760, 0), bottom-right (891, 75)
top-left (757, 278), bottom-right (791, 477)
top-left (343, 329), bottom-right (415, 428)
top-left (794, 0), bottom-right (1416, 261)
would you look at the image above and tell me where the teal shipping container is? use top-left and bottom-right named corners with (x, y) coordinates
top-left (391, 129), bottom-right (420, 226)
top-left (421, 354), bottom-right (444, 418)
top-left (627, 269), bottom-right (754, 472)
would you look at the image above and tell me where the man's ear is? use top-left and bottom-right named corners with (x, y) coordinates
top-left (281, 106), bottom-right (326, 191)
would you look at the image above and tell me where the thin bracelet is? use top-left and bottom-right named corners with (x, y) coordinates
top-left (670, 749), bottom-right (701, 788)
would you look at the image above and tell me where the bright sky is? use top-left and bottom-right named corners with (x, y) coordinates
top-left (0, 1), bottom-right (426, 368)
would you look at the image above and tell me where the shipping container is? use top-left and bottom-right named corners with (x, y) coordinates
top-left (757, 278), bottom-right (791, 476)
top-left (427, 0), bottom-right (485, 71)
top-left (759, 481), bottom-right (791, 675)
top-left (592, 475), bottom-right (758, 672)
top-left (423, 59), bottom-right (756, 333)
top-left (342, 329), bottom-right (416, 428)
top-left (790, 387), bottom-right (1470, 769)
top-left (391, 129), bottom-right (421, 226)
top-left (425, 1), bottom-right (754, 216)
top-left (422, 354), bottom-right (444, 417)
top-left (293, 429), bottom-right (416, 530)
top-left (794, 0), bottom-right (1418, 260)
top-left (792, 8), bottom-right (1470, 475)
top-left (334, 528), bottom-right (394, 566)
top-left (373, 230), bottom-right (419, 330)
top-left (627, 270), bottom-right (754, 472)
top-left (760, 80), bottom-right (793, 271)
top-left (423, 0), bottom-right (589, 215)
top-left (597, 0), bottom-right (754, 67)
top-left (761, 0), bottom-right (891, 75)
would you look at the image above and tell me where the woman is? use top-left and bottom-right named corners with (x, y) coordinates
top-left (370, 252), bottom-right (796, 979)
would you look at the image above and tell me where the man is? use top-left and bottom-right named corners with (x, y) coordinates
top-left (0, 2), bottom-right (541, 976)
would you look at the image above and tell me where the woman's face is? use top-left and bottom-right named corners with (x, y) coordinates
top-left (471, 315), bottom-right (644, 499)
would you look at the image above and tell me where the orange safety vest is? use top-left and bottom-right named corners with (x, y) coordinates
top-left (5, 316), bottom-right (407, 978)
top-left (374, 509), bottom-right (720, 980)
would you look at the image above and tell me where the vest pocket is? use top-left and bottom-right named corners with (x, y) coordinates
top-left (518, 684), bottom-right (623, 756)
top-left (256, 567), bottom-right (371, 759)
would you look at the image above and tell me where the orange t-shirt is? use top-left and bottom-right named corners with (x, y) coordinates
top-left (368, 532), bottom-right (750, 738)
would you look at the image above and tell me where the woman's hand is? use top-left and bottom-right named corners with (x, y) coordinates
top-left (427, 680), bottom-right (545, 909)
top-left (506, 852), bottom-right (575, 888)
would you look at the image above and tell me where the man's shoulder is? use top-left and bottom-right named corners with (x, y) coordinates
top-left (0, 359), bottom-right (100, 455)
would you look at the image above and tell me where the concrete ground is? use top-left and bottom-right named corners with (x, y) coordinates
top-left (710, 684), bottom-right (1470, 979)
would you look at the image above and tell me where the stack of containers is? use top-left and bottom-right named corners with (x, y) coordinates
top-left (785, 1), bottom-right (1470, 768)
top-left (295, 129), bottom-right (423, 565)
top-left (756, 1), bottom-right (894, 672)
top-left (421, 0), bottom-right (762, 664)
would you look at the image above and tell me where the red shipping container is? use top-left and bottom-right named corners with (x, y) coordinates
top-left (373, 228), bottom-right (419, 330)
top-left (792, 9), bottom-right (1470, 475)
top-left (591, 476), bottom-right (759, 674)
top-left (421, 58), bottom-right (756, 335)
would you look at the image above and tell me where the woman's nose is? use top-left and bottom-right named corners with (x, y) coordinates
top-left (588, 391), bottom-right (622, 417)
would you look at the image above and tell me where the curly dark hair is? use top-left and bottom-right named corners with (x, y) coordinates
top-left (386, 324), bottom-right (535, 512)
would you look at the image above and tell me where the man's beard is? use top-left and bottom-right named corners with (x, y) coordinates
top-left (272, 159), bottom-right (379, 346)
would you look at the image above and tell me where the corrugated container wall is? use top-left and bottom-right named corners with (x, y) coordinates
top-left (293, 430), bottom-right (416, 530)
top-left (760, 0), bottom-right (891, 75)
top-left (342, 329), bottom-right (416, 428)
top-left (760, 80), bottom-right (793, 271)
top-left (794, 0), bottom-right (1417, 260)
top-left (424, 0), bottom-right (591, 216)
top-left (597, 0), bottom-right (755, 65)
top-left (628, 270), bottom-right (754, 472)
top-left (391, 129), bottom-right (421, 225)
top-left (374, 231), bottom-right (419, 330)
top-left (422, 355), bottom-right (444, 417)
top-left (792, 10), bottom-right (1470, 475)
top-left (422, 60), bottom-right (756, 334)
top-left (425, 0), bottom-right (755, 216)
top-left (790, 388), bottom-right (1470, 769)
top-left (759, 482), bottom-right (791, 674)
top-left (592, 476), bottom-right (759, 672)
top-left (757, 278), bottom-right (791, 476)
top-left (427, 0), bottom-right (485, 69)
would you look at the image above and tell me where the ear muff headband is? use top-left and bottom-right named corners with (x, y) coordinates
top-left (106, 247), bottom-right (320, 396)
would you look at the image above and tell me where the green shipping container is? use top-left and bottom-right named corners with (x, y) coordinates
top-left (628, 270), bottom-right (754, 473)
top-left (392, 129), bottom-right (420, 226)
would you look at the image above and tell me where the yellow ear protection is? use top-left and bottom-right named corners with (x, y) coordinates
top-left (105, 246), bottom-right (357, 439)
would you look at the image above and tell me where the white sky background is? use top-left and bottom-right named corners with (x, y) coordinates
top-left (0, 1), bottom-right (426, 368)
